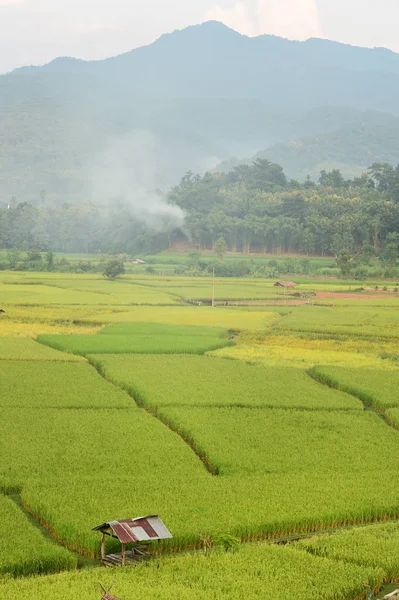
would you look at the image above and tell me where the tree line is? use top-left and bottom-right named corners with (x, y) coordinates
top-left (2, 159), bottom-right (399, 268)
top-left (170, 160), bottom-right (399, 259)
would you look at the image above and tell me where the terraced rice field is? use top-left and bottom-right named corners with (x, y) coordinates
top-left (1, 271), bottom-right (399, 599)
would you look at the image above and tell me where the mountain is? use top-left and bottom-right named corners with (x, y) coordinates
top-left (217, 110), bottom-right (399, 180)
top-left (1, 21), bottom-right (399, 203)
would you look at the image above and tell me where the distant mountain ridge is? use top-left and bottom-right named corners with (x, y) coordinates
top-left (1, 21), bottom-right (399, 203)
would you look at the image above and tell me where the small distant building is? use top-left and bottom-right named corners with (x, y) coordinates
top-left (131, 258), bottom-right (146, 265)
top-left (274, 281), bottom-right (298, 288)
top-left (93, 515), bottom-right (172, 566)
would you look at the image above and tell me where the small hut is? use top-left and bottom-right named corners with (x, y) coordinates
top-left (274, 281), bottom-right (297, 288)
top-left (93, 515), bottom-right (172, 566)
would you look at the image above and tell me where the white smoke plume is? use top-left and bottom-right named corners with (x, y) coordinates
top-left (204, 0), bottom-right (323, 41)
top-left (87, 131), bottom-right (186, 231)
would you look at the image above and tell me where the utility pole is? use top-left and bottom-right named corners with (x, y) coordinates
top-left (212, 267), bottom-right (215, 307)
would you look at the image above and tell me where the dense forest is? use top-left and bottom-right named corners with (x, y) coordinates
top-left (2, 159), bottom-right (399, 276)
top-left (170, 159), bottom-right (399, 258)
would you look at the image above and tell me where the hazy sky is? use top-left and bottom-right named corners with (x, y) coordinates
top-left (1, 0), bottom-right (398, 73)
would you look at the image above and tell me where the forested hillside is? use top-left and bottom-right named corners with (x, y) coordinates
top-left (1, 21), bottom-right (399, 203)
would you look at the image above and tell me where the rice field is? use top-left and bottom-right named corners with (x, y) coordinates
top-left (0, 495), bottom-right (76, 577)
top-left (276, 305), bottom-right (399, 339)
top-left (0, 337), bottom-right (84, 361)
top-left (154, 406), bottom-right (399, 475)
top-left (311, 366), bottom-right (399, 410)
top-left (0, 361), bottom-right (132, 408)
top-left (387, 408), bottom-right (399, 428)
top-left (0, 542), bottom-right (382, 600)
top-left (0, 407), bottom-right (205, 495)
top-left (84, 304), bottom-right (278, 329)
top-left (2, 269), bottom-right (399, 597)
top-left (91, 354), bottom-right (362, 410)
top-left (38, 323), bottom-right (233, 355)
top-left (296, 521), bottom-right (399, 582)
top-left (20, 470), bottom-right (399, 557)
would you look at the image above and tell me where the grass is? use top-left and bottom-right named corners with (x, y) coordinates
top-left (0, 542), bottom-right (381, 600)
top-left (296, 521), bottom-right (399, 582)
top-left (91, 355), bottom-right (362, 411)
top-left (38, 323), bottom-right (233, 356)
top-left (0, 495), bottom-right (76, 577)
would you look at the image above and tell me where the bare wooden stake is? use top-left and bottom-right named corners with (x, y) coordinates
top-left (101, 532), bottom-right (106, 560)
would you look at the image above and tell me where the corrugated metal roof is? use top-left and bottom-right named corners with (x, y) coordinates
top-left (102, 594), bottom-right (120, 600)
top-left (93, 515), bottom-right (173, 543)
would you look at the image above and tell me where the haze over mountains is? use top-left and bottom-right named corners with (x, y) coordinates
top-left (2, 20), bottom-right (399, 204)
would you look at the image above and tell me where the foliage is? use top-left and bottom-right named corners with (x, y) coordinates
top-left (102, 258), bottom-right (125, 280)
top-left (0, 495), bottom-right (76, 577)
top-left (213, 236), bottom-right (228, 261)
top-left (3, 160), bottom-right (399, 267)
top-left (169, 160), bottom-right (399, 261)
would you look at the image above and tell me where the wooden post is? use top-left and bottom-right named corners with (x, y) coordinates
top-left (121, 543), bottom-right (126, 567)
top-left (101, 532), bottom-right (106, 560)
top-left (212, 267), bottom-right (215, 307)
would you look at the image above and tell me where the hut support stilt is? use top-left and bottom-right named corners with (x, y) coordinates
top-left (101, 533), bottom-right (106, 560)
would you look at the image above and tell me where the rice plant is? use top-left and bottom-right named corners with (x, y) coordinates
top-left (0, 495), bottom-right (76, 577)
top-left (91, 354), bottom-right (362, 410)
top-left (38, 323), bottom-right (234, 355)
top-left (311, 366), bottom-right (399, 410)
top-left (296, 521), bottom-right (399, 582)
top-left (0, 361), bottom-right (132, 408)
top-left (0, 542), bottom-right (382, 599)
